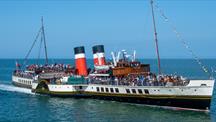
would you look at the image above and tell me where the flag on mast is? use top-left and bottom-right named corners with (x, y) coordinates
top-left (15, 61), bottom-right (21, 68)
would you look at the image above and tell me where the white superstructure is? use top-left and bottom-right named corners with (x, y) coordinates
top-left (12, 75), bottom-right (33, 89)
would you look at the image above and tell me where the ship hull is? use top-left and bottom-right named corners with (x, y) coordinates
top-left (85, 92), bottom-right (211, 110)
top-left (32, 80), bottom-right (214, 110)
top-left (34, 89), bottom-right (211, 110)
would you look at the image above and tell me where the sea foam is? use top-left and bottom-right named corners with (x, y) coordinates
top-left (0, 83), bottom-right (34, 95)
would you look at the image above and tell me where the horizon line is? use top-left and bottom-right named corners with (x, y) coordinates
top-left (1, 58), bottom-right (216, 60)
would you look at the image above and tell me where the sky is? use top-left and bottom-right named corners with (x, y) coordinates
top-left (0, 0), bottom-right (215, 59)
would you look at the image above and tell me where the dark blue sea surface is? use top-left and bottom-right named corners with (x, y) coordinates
top-left (0, 59), bottom-right (216, 122)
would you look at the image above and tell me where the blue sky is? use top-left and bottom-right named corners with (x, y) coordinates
top-left (0, 0), bottom-right (215, 59)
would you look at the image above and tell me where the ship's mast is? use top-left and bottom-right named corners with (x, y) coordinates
top-left (41, 17), bottom-right (49, 64)
top-left (150, 0), bottom-right (161, 74)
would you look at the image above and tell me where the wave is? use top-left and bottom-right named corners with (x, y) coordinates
top-left (0, 84), bottom-right (34, 95)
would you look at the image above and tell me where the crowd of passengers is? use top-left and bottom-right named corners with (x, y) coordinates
top-left (14, 63), bottom-right (76, 78)
top-left (13, 70), bottom-right (34, 79)
top-left (26, 63), bottom-right (73, 73)
top-left (89, 72), bottom-right (189, 86)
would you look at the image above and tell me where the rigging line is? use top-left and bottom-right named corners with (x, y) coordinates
top-left (41, 17), bottom-right (49, 64)
top-left (152, 0), bottom-right (212, 78)
top-left (23, 27), bottom-right (42, 67)
top-left (150, 0), bottom-right (161, 75)
top-left (37, 33), bottom-right (43, 65)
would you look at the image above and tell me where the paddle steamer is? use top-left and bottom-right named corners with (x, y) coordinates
top-left (31, 45), bottom-right (215, 110)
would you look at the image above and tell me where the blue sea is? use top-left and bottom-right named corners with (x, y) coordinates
top-left (0, 59), bottom-right (216, 122)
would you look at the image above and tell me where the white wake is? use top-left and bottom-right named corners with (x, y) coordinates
top-left (0, 84), bottom-right (34, 95)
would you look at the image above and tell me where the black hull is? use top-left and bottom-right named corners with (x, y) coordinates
top-left (89, 94), bottom-right (211, 110)
top-left (12, 81), bottom-right (32, 89)
top-left (34, 90), bottom-right (211, 110)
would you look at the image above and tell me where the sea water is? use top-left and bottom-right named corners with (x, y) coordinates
top-left (0, 59), bottom-right (216, 122)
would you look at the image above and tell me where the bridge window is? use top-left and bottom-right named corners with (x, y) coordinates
top-left (201, 84), bottom-right (207, 86)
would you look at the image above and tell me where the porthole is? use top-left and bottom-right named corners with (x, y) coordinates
top-left (105, 88), bottom-right (109, 92)
top-left (132, 89), bottom-right (136, 94)
top-left (110, 88), bottom-right (114, 93)
top-left (96, 87), bottom-right (100, 92)
top-left (101, 87), bottom-right (104, 92)
top-left (138, 89), bottom-right (143, 94)
top-left (126, 89), bottom-right (130, 93)
top-left (115, 88), bottom-right (119, 93)
top-left (144, 89), bottom-right (149, 94)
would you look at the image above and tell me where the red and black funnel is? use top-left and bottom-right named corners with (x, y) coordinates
top-left (74, 46), bottom-right (88, 76)
top-left (92, 45), bottom-right (106, 66)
